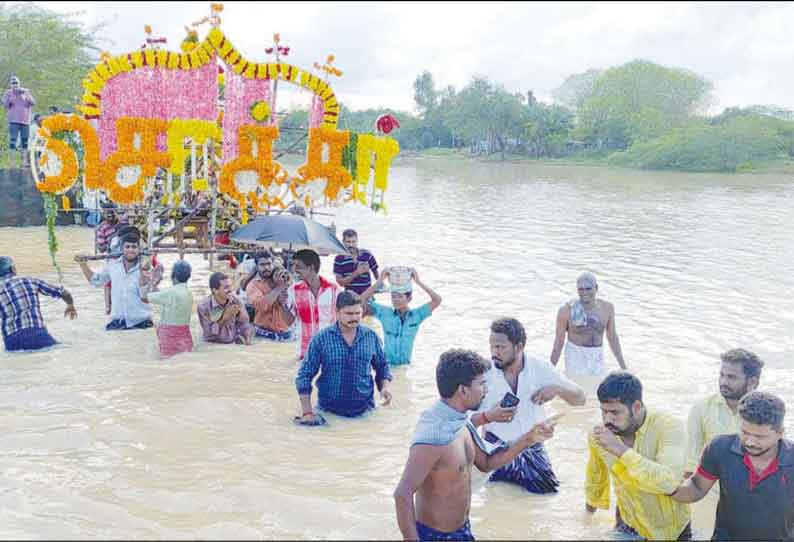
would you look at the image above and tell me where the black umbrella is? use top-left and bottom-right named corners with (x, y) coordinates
top-left (229, 214), bottom-right (347, 254)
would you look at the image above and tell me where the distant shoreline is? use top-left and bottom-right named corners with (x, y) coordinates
top-left (403, 148), bottom-right (794, 175)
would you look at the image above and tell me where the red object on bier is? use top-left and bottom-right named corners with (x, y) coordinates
top-left (375, 114), bottom-right (400, 134)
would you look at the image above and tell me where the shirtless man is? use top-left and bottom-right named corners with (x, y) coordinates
top-left (394, 349), bottom-right (556, 541)
top-left (550, 272), bottom-right (627, 377)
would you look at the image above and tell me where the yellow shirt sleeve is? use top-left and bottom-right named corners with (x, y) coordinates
top-left (586, 434), bottom-right (611, 509)
top-left (685, 400), bottom-right (706, 473)
top-left (612, 416), bottom-right (686, 495)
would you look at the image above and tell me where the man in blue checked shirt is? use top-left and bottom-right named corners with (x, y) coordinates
top-left (295, 290), bottom-right (393, 423)
top-left (0, 256), bottom-right (77, 351)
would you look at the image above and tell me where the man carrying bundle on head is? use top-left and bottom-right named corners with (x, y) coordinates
top-left (76, 228), bottom-right (161, 331)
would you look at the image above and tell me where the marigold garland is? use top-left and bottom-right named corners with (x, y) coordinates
top-left (249, 101), bottom-right (271, 123)
top-left (219, 125), bottom-right (288, 208)
top-left (294, 127), bottom-right (351, 203)
top-left (37, 114), bottom-right (102, 194)
top-left (78, 28), bottom-right (339, 129)
top-left (102, 117), bottom-right (170, 204)
top-left (166, 119), bottom-right (221, 175)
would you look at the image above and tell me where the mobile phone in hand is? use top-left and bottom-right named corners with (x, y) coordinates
top-left (500, 391), bottom-right (520, 408)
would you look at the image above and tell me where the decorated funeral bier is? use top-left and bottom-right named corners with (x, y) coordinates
top-left (30, 3), bottom-right (400, 231)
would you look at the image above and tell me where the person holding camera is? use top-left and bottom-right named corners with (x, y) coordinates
top-left (470, 317), bottom-right (585, 494)
top-left (2, 75), bottom-right (36, 168)
top-left (244, 251), bottom-right (294, 342)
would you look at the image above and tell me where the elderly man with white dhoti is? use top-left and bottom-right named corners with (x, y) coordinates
top-left (550, 272), bottom-right (627, 377)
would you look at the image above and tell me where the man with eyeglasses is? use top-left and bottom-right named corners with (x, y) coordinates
top-left (550, 272), bottom-right (627, 377)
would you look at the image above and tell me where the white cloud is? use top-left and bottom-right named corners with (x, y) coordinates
top-left (16, 1), bottom-right (794, 114)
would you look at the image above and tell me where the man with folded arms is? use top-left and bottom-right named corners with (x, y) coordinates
top-left (586, 371), bottom-right (691, 540)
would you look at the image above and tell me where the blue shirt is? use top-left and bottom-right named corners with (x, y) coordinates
top-left (0, 276), bottom-right (63, 338)
top-left (295, 323), bottom-right (392, 417)
top-left (370, 301), bottom-right (432, 366)
top-left (333, 249), bottom-right (379, 295)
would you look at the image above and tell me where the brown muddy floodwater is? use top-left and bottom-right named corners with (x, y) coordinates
top-left (0, 157), bottom-right (792, 539)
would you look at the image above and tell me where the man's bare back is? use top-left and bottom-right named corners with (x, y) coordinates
top-left (415, 429), bottom-right (475, 532)
top-left (565, 300), bottom-right (613, 347)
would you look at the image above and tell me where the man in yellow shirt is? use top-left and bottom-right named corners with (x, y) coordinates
top-left (684, 348), bottom-right (763, 535)
top-left (686, 348), bottom-right (763, 474)
top-left (586, 372), bottom-right (691, 540)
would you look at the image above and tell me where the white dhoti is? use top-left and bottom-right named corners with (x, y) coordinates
top-left (564, 342), bottom-right (606, 377)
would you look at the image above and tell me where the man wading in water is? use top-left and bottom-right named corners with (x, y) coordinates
top-left (550, 271), bottom-right (627, 376)
top-left (394, 349), bottom-right (556, 541)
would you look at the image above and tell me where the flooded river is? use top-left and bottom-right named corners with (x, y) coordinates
top-left (1, 157), bottom-right (792, 539)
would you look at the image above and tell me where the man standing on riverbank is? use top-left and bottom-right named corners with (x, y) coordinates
top-left (0, 256), bottom-right (77, 351)
top-left (586, 372), bottom-right (691, 540)
top-left (671, 391), bottom-right (793, 541)
top-left (550, 272), bottom-right (627, 376)
top-left (3, 75), bottom-right (35, 168)
top-left (394, 349), bottom-right (556, 541)
top-left (76, 230), bottom-right (160, 331)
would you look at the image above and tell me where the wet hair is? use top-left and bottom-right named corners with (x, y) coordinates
top-left (436, 349), bottom-right (492, 399)
top-left (120, 234), bottom-right (139, 246)
top-left (254, 250), bottom-right (274, 264)
top-left (294, 249), bottom-right (320, 273)
top-left (597, 371), bottom-right (643, 407)
top-left (342, 228), bottom-right (358, 239)
top-left (336, 290), bottom-right (362, 310)
top-left (171, 260), bottom-right (192, 284)
top-left (209, 271), bottom-right (228, 291)
top-left (0, 256), bottom-right (14, 278)
top-left (739, 391), bottom-right (785, 431)
top-left (490, 318), bottom-right (526, 348)
top-left (721, 348), bottom-right (764, 380)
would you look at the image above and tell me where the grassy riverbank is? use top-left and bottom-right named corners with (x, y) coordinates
top-left (414, 147), bottom-right (794, 174)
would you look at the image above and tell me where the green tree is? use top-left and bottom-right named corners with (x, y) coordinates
top-left (552, 69), bottom-right (601, 110)
top-left (524, 103), bottom-right (574, 158)
top-left (413, 71), bottom-right (438, 117)
top-left (0, 3), bottom-right (102, 157)
top-left (444, 76), bottom-right (525, 159)
top-left (576, 60), bottom-right (713, 150)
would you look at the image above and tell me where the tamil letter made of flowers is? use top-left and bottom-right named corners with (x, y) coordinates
top-left (219, 125), bottom-right (286, 208)
top-left (102, 117), bottom-right (170, 204)
top-left (294, 127), bottom-right (351, 204)
top-left (37, 114), bottom-right (102, 194)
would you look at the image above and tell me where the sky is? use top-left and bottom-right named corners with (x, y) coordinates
top-left (23, 1), bottom-right (794, 115)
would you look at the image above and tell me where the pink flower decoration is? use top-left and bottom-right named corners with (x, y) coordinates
top-left (99, 61), bottom-right (218, 159)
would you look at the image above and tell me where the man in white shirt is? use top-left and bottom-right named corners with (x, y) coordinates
top-left (472, 317), bottom-right (586, 493)
top-left (76, 230), bottom-right (161, 331)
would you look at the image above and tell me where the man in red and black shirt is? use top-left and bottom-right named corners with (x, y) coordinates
top-left (671, 391), bottom-right (793, 541)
